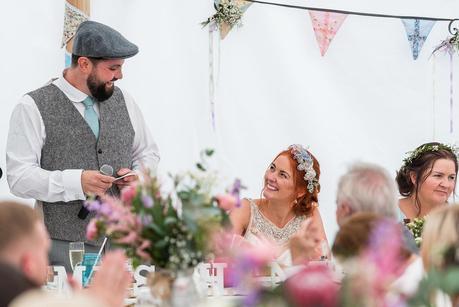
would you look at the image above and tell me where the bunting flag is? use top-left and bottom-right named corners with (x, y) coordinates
top-left (216, 0), bottom-right (252, 39)
top-left (309, 11), bottom-right (347, 56)
top-left (62, 0), bottom-right (90, 67)
top-left (402, 19), bottom-right (436, 60)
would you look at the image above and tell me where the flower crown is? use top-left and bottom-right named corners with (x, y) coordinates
top-left (402, 143), bottom-right (459, 167)
top-left (289, 144), bottom-right (319, 193)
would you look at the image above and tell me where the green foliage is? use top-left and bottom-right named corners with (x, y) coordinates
top-left (405, 217), bottom-right (425, 247)
top-left (408, 268), bottom-right (459, 306)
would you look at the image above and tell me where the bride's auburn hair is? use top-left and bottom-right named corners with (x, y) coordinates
top-left (274, 149), bottom-right (321, 217)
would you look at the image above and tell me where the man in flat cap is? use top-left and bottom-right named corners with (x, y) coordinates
top-left (6, 21), bottom-right (159, 271)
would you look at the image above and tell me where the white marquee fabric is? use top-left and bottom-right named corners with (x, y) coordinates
top-left (1, 0), bottom-right (459, 239)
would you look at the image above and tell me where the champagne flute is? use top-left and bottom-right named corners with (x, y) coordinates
top-left (69, 242), bottom-right (85, 271)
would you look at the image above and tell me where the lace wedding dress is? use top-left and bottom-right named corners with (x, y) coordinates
top-left (243, 199), bottom-right (305, 268)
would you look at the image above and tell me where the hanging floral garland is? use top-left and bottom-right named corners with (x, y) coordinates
top-left (432, 19), bottom-right (459, 133)
top-left (201, 0), bottom-right (244, 30)
top-left (201, 1), bottom-right (251, 130)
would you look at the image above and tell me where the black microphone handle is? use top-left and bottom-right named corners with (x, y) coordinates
top-left (77, 205), bottom-right (89, 219)
top-left (77, 195), bottom-right (101, 220)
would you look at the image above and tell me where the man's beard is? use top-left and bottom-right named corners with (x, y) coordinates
top-left (87, 72), bottom-right (115, 102)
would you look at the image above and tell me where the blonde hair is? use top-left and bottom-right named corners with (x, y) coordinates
top-left (0, 202), bottom-right (41, 253)
top-left (421, 205), bottom-right (459, 270)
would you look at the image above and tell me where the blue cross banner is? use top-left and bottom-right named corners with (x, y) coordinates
top-left (402, 19), bottom-right (436, 60)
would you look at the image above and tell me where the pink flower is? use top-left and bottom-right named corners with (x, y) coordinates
top-left (121, 184), bottom-right (137, 204)
top-left (86, 219), bottom-right (98, 241)
top-left (238, 236), bottom-right (279, 265)
top-left (216, 194), bottom-right (238, 211)
top-left (115, 231), bottom-right (138, 245)
top-left (136, 239), bottom-right (151, 261)
top-left (285, 264), bottom-right (339, 307)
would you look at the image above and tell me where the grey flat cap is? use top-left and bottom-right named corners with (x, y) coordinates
top-left (73, 21), bottom-right (138, 59)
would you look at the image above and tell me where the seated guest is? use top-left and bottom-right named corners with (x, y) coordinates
top-left (230, 144), bottom-right (328, 266)
top-left (396, 142), bottom-right (458, 220)
top-left (420, 205), bottom-right (459, 306)
top-left (332, 213), bottom-right (423, 298)
top-left (0, 263), bottom-right (37, 307)
top-left (0, 202), bottom-right (49, 288)
top-left (0, 201), bottom-right (130, 307)
top-left (335, 162), bottom-right (398, 225)
top-left (421, 205), bottom-right (459, 271)
top-left (290, 162), bottom-right (417, 265)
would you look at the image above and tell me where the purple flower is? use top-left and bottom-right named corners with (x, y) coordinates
top-left (85, 200), bottom-right (101, 212)
top-left (230, 179), bottom-right (245, 208)
top-left (243, 291), bottom-right (260, 307)
top-left (140, 215), bottom-right (153, 226)
top-left (99, 202), bottom-right (114, 217)
top-left (142, 194), bottom-right (153, 208)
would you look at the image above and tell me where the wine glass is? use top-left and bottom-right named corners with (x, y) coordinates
top-left (69, 242), bottom-right (85, 271)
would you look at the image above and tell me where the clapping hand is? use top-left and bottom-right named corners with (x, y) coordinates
top-left (290, 218), bottom-right (322, 265)
top-left (87, 251), bottom-right (132, 307)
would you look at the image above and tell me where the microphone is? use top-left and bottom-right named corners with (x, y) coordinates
top-left (78, 165), bottom-right (115, 220)
top-left (100, 164), bottom-right (116, 196)
top-left (100, 164), bottom-right (114, 176)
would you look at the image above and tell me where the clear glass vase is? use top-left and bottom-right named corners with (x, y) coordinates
top-left (146, 269), bottom-right (174, 307)
top-left (171, 269), bottom-right (201, 307)
top-left (146, 268), bottom-right (201, 307)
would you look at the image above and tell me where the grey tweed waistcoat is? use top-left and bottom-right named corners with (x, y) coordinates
top-left (28, 83), bottom-right (135, 244)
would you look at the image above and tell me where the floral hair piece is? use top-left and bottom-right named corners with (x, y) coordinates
top-left (289, 144), bottom-right (319, 194)
top-left (402, 143), bottom-right (459, 167)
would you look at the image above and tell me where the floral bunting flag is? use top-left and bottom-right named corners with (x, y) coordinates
top-left (62, 0), bottom-right (90, 67)
top-left (402, 19), bottom-right (435, 60)
top-left (61, 1), bottom-right (89, 48)
top-left (309, 11), bottom-right (347, 56)
top-left (214, 0), bottom-right (251, 39)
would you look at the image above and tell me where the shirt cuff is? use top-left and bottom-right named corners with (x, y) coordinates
top-left (62, 169), bottom-right (85, 201)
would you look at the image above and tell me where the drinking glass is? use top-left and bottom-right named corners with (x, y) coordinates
top-left (69, 242), bottom-right (85, 271)
top-left (44, 266), bottom-right (57, 292)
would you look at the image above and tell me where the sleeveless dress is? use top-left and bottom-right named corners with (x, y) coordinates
top-left (243, 199), bottom-right (305, 268)
top-left (397, 206), bottom-right (406, 222)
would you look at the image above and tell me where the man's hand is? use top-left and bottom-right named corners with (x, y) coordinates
top-left (114, 168), bottom-right (138, 187)
top-left (81, 170), bottom-right (115, 197)
top-left (290, 219), bottom-right (322, 265)
top-left (86, 251), bottom-right (131, 307)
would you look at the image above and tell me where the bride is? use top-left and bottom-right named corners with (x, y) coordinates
top-left (229, 144), bottom-right (328, 267)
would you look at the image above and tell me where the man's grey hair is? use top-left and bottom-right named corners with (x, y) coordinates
top-left (336, 162), bottom-right (398, 219)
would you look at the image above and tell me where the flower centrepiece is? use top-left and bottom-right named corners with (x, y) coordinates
top-left (85, 149), bottom-right (241, 271)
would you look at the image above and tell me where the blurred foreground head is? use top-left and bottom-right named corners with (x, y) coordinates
top-left (0, 201), bottom-right (50, 286)
top-left (336, 162), bottom-right (398, 226)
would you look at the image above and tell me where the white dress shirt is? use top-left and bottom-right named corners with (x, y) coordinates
top-left (6, 75), bottom-right (160, 203)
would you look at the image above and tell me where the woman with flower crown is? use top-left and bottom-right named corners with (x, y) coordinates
top-left (229, 145), bottom-right (328, 267)
top-left (396, 142), bottom-right (458, 220)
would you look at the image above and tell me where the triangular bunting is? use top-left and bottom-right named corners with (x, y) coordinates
top-left (402, 19), bottom-right (436, 60)
top-left (309, 11), bottom-right (347, 56)
top-left (215, 0), bottom-right (252, 39)
top-left (61, 1), bottom-right (89, 48)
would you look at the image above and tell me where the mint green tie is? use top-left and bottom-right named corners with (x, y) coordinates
top-left (82, 97), bottom-right (99, 138)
